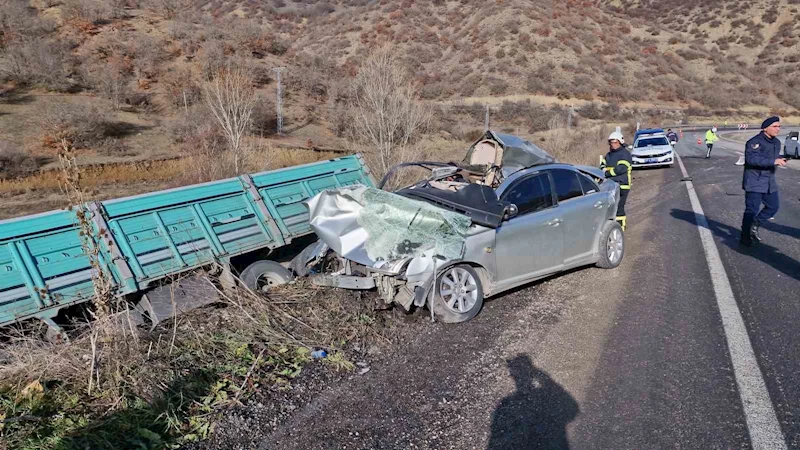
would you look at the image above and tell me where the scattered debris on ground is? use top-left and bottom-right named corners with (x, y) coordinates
top-left (0, 279), bottom-right (415, 449)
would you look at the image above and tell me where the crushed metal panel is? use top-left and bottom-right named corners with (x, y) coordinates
top-left (306, 186), bottom-right (374, 266)
top-left (306, 186), bottom-right (470, 266)
top-left (462, 131), bottom-right (556, 178)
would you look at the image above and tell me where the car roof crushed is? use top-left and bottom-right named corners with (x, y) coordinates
top-left (306, 132), bottom-right (560, 264)
top-left (462, 130), bottom-right (557, 178)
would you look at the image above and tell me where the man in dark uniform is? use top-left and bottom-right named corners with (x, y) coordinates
top-left (740, 116), bottom-right (786, 246)
top-left (666, 129), bottom-right (679, 144)
top-left (600, 131), bottom-right (632, 231)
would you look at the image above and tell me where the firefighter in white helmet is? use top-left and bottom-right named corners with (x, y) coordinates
top-left (600, 131), bottom-right (632, 230)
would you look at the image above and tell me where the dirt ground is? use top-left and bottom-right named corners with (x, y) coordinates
top-left (184, 270), bottom-right (579, 450)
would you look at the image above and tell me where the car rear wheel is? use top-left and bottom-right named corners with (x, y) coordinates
top-left (241, 260), bottom-right (294, 292)
top-left (432, 264), bottom-right (484, 323)
top-left (596, 221), bottom-right (625, 269)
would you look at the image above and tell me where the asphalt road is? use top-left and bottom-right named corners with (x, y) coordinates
top-left (242, 130), bottom-right (800, 450)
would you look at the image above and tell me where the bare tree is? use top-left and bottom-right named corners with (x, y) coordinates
top-left (89, 62), bottom-right (131, 110)
top-left (203, 65), bottom-right (257, 175)
top-left (349, 46), bottom-right (431, 178)
top-left (1, 38), bottom-right (71, 91)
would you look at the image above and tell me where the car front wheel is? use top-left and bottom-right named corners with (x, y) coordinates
top-left (596, 221), bottom-right (625, 269)
top-left (432, 264), bottom-right (484, 323)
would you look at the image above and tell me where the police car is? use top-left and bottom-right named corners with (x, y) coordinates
top-left (630, 129), bottom-right (674, 168)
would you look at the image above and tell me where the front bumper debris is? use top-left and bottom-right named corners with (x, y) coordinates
top-left (310, 274), bottom-right (376, 289)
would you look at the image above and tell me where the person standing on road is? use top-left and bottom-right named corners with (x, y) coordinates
top-left (666, 128), bottom-right (679, 144)
top-left (705, 126), bottom-right (719, 158)
top-left (600, 131), bottom-right (632, 231)
top-left (740, 116), bottom-right (787, 246)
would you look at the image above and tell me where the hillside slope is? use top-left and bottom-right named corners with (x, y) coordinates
top-left (1, 0), bottom-right (798, 169)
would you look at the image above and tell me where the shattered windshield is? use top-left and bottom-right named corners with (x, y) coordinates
top-left (307, 186), bottom-right (471, 266)
top-left (359, 188), bottom-right (471, 262)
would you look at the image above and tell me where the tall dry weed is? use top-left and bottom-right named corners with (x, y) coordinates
top-left (0, 274), bottom-right (389, 447)
top-left (538, 123), bottom-right (614, 167)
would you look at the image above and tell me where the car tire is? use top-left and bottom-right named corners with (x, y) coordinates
top-left (596, 221), bottom-right (625, 269)
top-left (432, 264), bottom-right (484, 323)
top-left (241, 260), bottom-right (294, 292)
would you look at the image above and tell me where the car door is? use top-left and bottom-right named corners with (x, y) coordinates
top-left (548, 168), bottom-right (607, 266)
top-left (495, 173), bottom-right (564, 286)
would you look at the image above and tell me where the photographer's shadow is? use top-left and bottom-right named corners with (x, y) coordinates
top-left (488, 355), bottom-right (578, 450)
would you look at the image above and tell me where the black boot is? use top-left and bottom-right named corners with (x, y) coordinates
top-left (751, 224), bottom-right (762, 242)
top-left (739, 233), bottom-right (753, 247)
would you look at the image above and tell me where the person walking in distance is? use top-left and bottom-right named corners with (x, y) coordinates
top-left (705, 126), bottom-right (719, 158)
top-left (600, 131), bottom-right (632, 231)
top-left (740, 116), bottom-right (786, 246)
top-left (666, 128), bottom-right (679, 144)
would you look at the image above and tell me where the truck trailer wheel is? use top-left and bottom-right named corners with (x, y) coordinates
top-left (241, 260), bottom-right (293, 292)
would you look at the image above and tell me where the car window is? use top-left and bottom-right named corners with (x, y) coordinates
top-left (578, 173), bottom-right (599, 194)
top-left (635, 137), bottom-right (669, 147)
top-left (550, 169), bottom-right (583, 202)
top-left (500, 174), bottom-right (553, 215)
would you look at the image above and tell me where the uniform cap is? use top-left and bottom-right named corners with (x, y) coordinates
top-left (761, 116), bottom-right (780, 129)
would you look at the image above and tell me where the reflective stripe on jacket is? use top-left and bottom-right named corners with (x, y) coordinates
top-left (600, 147), bottom-right (632, 189)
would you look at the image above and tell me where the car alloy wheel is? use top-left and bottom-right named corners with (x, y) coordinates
top-left (438, 266), bottom-right (479, 314)
top-left (607, 227), bottom-right (624, 265)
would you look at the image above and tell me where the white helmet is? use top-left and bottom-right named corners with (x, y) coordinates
top-left (608, 131), bottom-right (625, 144)
top-left (712, 127), bottom-right (717, 133)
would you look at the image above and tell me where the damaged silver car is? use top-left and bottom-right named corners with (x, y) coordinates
top-left (291, 131), bottom-right (624, 323)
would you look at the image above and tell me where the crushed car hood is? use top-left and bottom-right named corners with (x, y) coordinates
top-left (305, 186), bottom-right (471, 268)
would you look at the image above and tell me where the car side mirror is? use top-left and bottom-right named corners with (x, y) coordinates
top-left (626, 145), bottom-right (633, 150)
top-left (503, 204), bottom-right (519, 220)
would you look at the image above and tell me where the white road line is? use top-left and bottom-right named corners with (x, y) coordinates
top-left (675, 151), bottom-right (786, 450)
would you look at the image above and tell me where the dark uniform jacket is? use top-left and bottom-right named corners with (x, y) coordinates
top-left (743, 132), bottom-right (781, 193)
top-left (600, 147), bottom-right (632, 190)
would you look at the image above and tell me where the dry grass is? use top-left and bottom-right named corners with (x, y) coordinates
top-left (0, 146), bottom-right (347, 222)
top-left (244, 144), bottom-right (342, 172)
top-left (537, 124), bottom-right (615, 167)
top-left (0, 147), bottom-right (344, 197)
top-left (0, 158), bottom-right (187, 195)
top-left (0, 276), bottom-right (391, 448)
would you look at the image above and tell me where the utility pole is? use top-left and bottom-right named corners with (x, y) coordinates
top-left (567, 103), bottom-right (574, 129)
top-left (273, 67), bottom-right (285, 135)
top-left (484, 104), bottom-right (490, 131)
